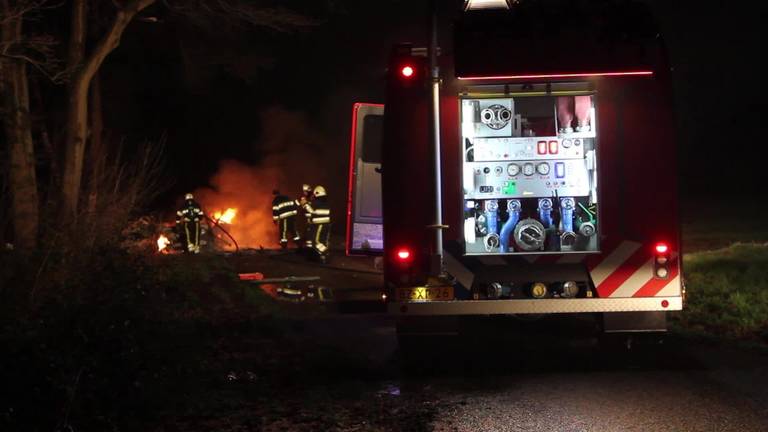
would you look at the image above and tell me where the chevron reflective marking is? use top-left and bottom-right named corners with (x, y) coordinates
top-left (595, 246), bottom-right (650, 297)
top-left (589, 241), bottom-right (641, 287)
top-left (449, 238), bottom-right (681, 300)
top-left (443, 251), bottom-right (475, 290)
top-left (633, 257), bottom-right (681, 297)
top-left (587, 236), bottom-right (621, 271)
top-left (654, 274), bottom-right (682, 297)
top-left (608, 257), bottom-right (654, 298)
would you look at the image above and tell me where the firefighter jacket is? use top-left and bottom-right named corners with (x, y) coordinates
top-left (303, 196), bottom-right (330, 225)
top-left (176, 201), bottom-right (203, 224)
top-left (272, 195), bottom-right (299, 221)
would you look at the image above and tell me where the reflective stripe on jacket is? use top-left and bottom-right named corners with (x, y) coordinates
top-left (272, 195), bottom-right (298, 220)
top-left (303, 196), bottom-right (331, 225)
top-left (176, 203), bottom-right (203, 224)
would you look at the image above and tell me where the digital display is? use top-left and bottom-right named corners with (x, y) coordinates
top-left (479, 186), bottom-right (494, 193)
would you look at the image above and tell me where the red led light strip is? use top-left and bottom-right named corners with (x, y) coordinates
top-left (457, 71), bottom-right (654, 80)
top-left (346, 102), bottom-right (384, 256)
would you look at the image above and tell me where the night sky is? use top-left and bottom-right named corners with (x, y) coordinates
top-left (94, 0), bottom-right (766, 212)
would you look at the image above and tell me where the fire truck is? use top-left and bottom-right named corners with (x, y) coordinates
top-left (347, 0), bottom-right (682, 337)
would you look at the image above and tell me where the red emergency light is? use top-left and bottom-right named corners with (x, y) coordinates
top-left (400, 65), bottom-right (415, 78)
top-left (655, 243), bottom-right (669, 254)
top-left (397, 249), bottom-right (411, 260)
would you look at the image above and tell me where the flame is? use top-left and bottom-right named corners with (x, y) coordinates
top-left (157, 234), bottom-right (170, 252)
top-left (212, 208), bottom-right (237, 224)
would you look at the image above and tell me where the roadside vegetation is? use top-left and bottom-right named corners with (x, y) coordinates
top-left (672, 243), bottom-right (768, 344)
top-left (0, 247), bottom-right (284, 431)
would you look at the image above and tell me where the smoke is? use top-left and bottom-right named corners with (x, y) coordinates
top-left (194, 159), bottom-right (281, 248)
top-left (194, 107), bottom-right (335, 249)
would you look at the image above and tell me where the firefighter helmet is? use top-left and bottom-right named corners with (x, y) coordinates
top-left (185, 193), bottom-right (194, 200)
top-left (302, 184), bottom-right (312, 194)
top-left (313, 185), bottom-right (326, 198)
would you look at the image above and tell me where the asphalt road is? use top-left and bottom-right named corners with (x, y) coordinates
top-left (287, 314), bottom-right (768, 432)
top-left (213, 250), bottom-right (768, 432)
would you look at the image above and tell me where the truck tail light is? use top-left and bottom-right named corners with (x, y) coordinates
top-left (653, 242), bottom-right (670, 279)
top-left (400, 65), bottom-right (414, 78)
top-left (655, 243), bottom-right (669, 254)
top-left (396, 248), bottom-right (412, 261)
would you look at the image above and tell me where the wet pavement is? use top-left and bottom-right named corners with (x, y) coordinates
top-left (198, 250), bottom-right (768, 432)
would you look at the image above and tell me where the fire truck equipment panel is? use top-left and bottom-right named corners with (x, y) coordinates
top-left (461, 89), bottom-right (600, 255)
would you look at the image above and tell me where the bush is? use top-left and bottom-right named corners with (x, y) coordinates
top-left (0, 247), bottom-right (276, 431)
top-left (672, 243), bottom-right (768, 341)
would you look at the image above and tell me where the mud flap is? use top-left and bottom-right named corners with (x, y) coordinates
top-left (396, 315), bottom-right (460, 337)
top-left (396, 316), bottom-right (460, 373)
top-left (601, 311), bottom-right (666, 333)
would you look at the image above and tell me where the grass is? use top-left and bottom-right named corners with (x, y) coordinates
top-left (681, 198), bottom-right (768, 253)
top-left (672, 243), bottom-right (768, 343)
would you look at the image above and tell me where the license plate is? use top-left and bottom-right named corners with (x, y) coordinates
top-left (396, 286), bottom-right (454, 301)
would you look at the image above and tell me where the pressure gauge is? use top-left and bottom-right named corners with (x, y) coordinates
top-left (562, 138), bottom-right (573, 148)
top-left (536, 162), bottom-right (550, 175)
top-left (523, 163), bottom-right (535, 176)
top-left (507, 163), bottom-right (520, 176)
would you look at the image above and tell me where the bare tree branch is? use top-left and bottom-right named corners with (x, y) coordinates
top-left (165, 0), bottom-right (318, 33)
top-left (1, 31), bottom-right (66, 82)
top-left (1, 1), bottom-right (66, 83)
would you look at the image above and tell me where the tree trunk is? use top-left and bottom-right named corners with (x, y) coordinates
top-left (0, 9), bottom-right (39, 249)
top-left (87, 71), bottom-right (104, 215)
top-left (62, 76), bottom-right (89, 216)
top-left (61, 0), bottom-right (156, 216)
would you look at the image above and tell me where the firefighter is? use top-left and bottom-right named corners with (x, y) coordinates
top-left (303, 185), bottom-right (331, 263)
top-left (176, 193), bottom-right (204, 253)
top-left (300, 183), bottom-right (313, 203)
top-left (299, 184), bottom-right (314, 249)
top-left (272, 189), bottom-right (300, 248)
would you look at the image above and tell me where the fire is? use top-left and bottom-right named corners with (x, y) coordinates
top-left (212, 208), bottom-right (237, 224)
top-left (157, 234), bottom-right (170, 252)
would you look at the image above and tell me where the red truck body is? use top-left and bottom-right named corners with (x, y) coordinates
top-left (348, 1), bottom-right (682, 331)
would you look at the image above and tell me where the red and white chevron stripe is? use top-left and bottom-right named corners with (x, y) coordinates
top-left (511, 239), bottom-right (681, 298)
top-left (586, 240), bottom-right (680, 298)
top-left (468, 238), bottom-right (682, 299)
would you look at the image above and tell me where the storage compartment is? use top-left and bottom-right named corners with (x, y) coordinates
top-left (460, 83), bottom-right (600, 255)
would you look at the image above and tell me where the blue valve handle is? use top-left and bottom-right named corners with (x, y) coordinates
top-left (499, 200), bottom-right (521, 253)
top-left (561, 198), bottom-right (574, 233)
top-left (538, 199), bottom-right (553, 228)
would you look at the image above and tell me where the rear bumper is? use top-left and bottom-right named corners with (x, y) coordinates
top-left (389, 296), bottom-right (682, 315)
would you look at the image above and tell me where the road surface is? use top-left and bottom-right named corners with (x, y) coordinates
top-left (167, 250), bottom-right (768, 432)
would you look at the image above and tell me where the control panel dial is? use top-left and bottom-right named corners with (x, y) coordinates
top-left (507, 163), bottom-right (520, 176)
top-left (523, 163), bottom-right (535, 176)
top-left (536, 162), bottom-right (550, 175)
